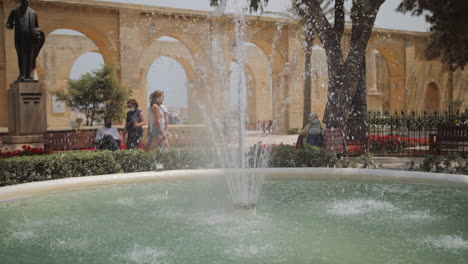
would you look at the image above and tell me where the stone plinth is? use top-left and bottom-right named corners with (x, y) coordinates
top-left (4, 82), bottom-right (47, 144)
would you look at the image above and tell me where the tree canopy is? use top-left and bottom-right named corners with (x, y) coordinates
top-left (54, 65), bottom-right (131, 126)
top-left (398, 0), bottom-right (468, 70)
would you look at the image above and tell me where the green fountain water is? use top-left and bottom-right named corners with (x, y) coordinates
top-left (1, 177), bottom-right (467, 264)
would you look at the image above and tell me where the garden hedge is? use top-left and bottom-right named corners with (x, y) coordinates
top-left (0, 145), bottom-right (341, 186)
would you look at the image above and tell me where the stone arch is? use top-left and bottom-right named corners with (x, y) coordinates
top-left (425, 82), bottom-right (440, 112)
top-left (369, 46), bottom-right (403, 112)
top-left (373, 46), bottom-right (403, 77)
top-left (67, 49), bottom-right (102, 79)
top-left (245, 64), bottom-right (257, 125)
top-left (248, 30), bottom-right (285, 74)
top-left (37, 32), bottom-right (101, 83)
top-left (231, 41), bottom-right (274, 122)
top-left (374, 50), bottom-right (391, 112)
top-left (139, 26), bottom-right (208, 67)
top-left (142, 55), bottom-right (197, 86)
top-left (229, 59), bottom-right (257, 124)
top-left (69, 51), bottom-right (104, 79)
top-left (139, 36), bottom-right (201, 121)
top-left (41, 23), bottom-right (118, 67)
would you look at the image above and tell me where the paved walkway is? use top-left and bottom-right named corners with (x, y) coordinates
top-left (245, 131), bottom-right (298, 145)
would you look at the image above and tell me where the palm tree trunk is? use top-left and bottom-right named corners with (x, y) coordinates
top-left (303, 26), bottom-right (315, 127)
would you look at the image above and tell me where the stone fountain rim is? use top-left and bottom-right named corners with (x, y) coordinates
top-left (0, 168), bottom-right (467, 202)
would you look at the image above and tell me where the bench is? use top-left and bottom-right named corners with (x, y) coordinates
top-left (324, 128), bottom-right (345, 155)
top-left (44, 129), bottom-right (99, 154)
top-left (44, 128), bottom-right (125, 154)
top-left (343, 126), bottom-right (369, 154)
top-left (429, 125), bottom-right (468, 157)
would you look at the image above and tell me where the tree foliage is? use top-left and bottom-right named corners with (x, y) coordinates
top-left (54, 65), bottom-right (131, 126)
top-left (214, 0), bottom-right (384, 127)
top-left (398, 0), bottom-right (468, 70)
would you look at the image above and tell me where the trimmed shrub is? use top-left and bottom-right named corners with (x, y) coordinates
top-left (294, 145), bottom-right (338, 167)
top-left (0, 151), bottom-right (121, 186)
top-left (113, 150), bottom-right (155, 172)
top-left (267, 144), bottom-right (338, 168)
top-left (269, 145), bottom-right (296, 167)
top-left (0, 145), bottom-right (342, 186)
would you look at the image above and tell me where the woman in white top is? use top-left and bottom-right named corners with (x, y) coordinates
top-left (148, 90), bottom-right (169, 149)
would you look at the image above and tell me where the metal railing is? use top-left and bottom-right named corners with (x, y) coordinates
top-left (345, 110), bottom-right (468, 156)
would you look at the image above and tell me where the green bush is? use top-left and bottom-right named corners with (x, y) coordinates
top-left (0, 151), bottom-right (121, 186)
top-left (269, 145), bottom-right (296, 167)
top-left (419, 153), bottom-right (468, 175)
top-left (295, 145), bottom-right (338, 167)
top-left (268, 144), bottom-right (338, 168)
top-left (0, 145), bottom-right (342, 186)
top-left (113, 150), bottom-right (155, 172)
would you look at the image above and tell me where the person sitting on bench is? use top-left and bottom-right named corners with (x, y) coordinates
top-left (95, 118), bottom-right (121, 151)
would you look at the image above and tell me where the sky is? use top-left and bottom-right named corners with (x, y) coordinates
top-left (101, 0), bottom-right (429, 32)
top-left (66, 0), bottom-right (429, 110)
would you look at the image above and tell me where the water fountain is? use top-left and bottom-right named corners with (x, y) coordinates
top-left (0, 1), bottom-right (467, 263)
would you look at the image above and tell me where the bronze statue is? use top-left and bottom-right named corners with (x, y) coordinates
top-left (5, 0), bottom-right (45, 81)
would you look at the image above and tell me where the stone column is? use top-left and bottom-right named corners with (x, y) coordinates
top-left (366, 46), bottom-right (383, 112)
top-left (366, 47), bottom-right (378, 92)
top-left (209, 21), bottom-right (232, 119)
top-left (286, 25), bottom-right (306, 130)
top-left (272, 71), bottom-right (288, 134)
top-left (119, 11), bottom-right (149, 118)
top-left (404, 36), bottom-right (415, 111)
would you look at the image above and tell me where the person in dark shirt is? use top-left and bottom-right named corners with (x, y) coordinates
top-left (124, 99), bottom-right (146, 149)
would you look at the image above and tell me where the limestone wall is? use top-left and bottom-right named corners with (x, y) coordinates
top-left (1, 0), bottom-right (467, 133)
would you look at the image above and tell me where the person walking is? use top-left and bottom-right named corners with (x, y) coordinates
top-left (148, 90), bottom-right (169, 150)
top-left (300, 112), bottom-right (324, 147)
top-left (160, 101), bottom-right (170, 145)
top-left (124, 99), bottom-right (146, 149)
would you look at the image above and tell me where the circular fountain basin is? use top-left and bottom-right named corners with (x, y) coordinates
top-left (0, 169), bottom-right (467, 263)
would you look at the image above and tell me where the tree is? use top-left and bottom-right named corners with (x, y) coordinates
top-left (212, 0), bottom-right (385, 128)
top-left (397, 0), bottom-right (468, 71)
top-left (267, 1), bottom-right (335, 127)
top-left (55, 65), bottom-right (131, 126)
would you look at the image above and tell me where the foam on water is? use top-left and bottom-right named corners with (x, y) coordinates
top-left (422, 235), bottom-right (468, 250)
top-left (224, 243), bottom-right (277, 258)
top-left (10, 230), bottom-right (36, 241)
top-left (400, 210), bottom-right (441, 221)
top-left (113, 197), bottom-right (135, 206)
top-left (50, 237), bottom-right (89, 250)
top-left (123, 244), bottom-right (168, 264)
top-left (142, 192), bottom-right (169, 201)
top-left (327, 199), bottom-right (397, 216)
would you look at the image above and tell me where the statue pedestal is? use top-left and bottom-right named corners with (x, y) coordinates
top-left (3, 82), bottom-right (47, 146)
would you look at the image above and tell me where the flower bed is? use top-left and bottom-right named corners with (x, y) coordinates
top-left (369, 135), bottom-right (429, 153)
top-left (0, 145), bottom-right (44, 159)
top-left (346, 135), bottom-right (430, 155)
